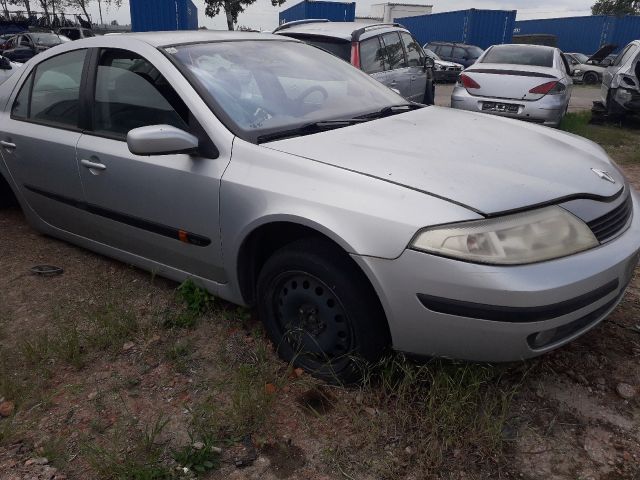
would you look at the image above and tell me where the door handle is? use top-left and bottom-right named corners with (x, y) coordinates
top-left (411, 75), bottom-right (417, 80)
top-left (1, 140), bottom-right (16, 150)
top-left (81, 159), bottom-right (106, 171)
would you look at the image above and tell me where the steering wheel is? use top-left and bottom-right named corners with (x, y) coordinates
top-left (293, 85), bottom-right (329, 105)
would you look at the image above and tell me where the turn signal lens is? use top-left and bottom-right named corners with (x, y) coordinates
top-left (460, 73), bottom-right (480, 89)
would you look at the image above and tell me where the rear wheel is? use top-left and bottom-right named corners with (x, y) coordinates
top-left (0, 174), bottom-right (17, 208)
top-left (257, 238), bottom-right (389, 383)
top-left (583, 72), bottom-right (599, 85)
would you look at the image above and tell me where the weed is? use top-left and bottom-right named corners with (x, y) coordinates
top-left (166, 341), bottom-right (194, 374)
top-left (172, 436), bottom-right (220, 476)
top-left (177, 280), bottom-right (214, 315)
top-left (86, 306), bottom-right (139, 352)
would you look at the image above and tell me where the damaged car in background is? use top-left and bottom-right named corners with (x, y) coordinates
top-left (601, 40), bottom-right (640, 119)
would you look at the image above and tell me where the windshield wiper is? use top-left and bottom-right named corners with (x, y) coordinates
top-left (356, 103), bottom-right (425, 120)
top-left (257, 119), bottom-right (366, 143)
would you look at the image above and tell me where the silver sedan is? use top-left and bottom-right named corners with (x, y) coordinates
top-left (451, 44), bottom-right (573, 127)
top-left (0, 32), bottom-right (638, 382)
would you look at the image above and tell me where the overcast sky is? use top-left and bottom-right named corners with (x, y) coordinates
top-left (83, 0), bottom-right (594, 31)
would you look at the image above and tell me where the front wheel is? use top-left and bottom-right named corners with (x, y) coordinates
top-left (583, 72), bottom-right (599, 85)
top-left (257, 238), bottom-right (389, 384)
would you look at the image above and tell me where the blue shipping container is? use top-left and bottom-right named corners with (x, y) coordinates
top-left (396, 9), bottom-right (517, 49)
top-left (279, 0), bottom-right (356, 24)
top-left (130, 0), bottom-right (198, 32)
top-left (514, 15), bottom-right (640, 55)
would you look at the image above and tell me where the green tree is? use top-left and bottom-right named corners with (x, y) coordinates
top-left (592, 0), bottom-right (640, 15)
top-left (204, 0), bottom-right (286, 31)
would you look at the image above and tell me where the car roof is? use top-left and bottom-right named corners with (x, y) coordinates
top-left (490, 43), bottom-right (557, 53)
top-left (274, 21), bottom-right (407, 41)
top-left (99, 30), bottom-right (287, 47)
top-left (427, 41), bottom-right (477, 47)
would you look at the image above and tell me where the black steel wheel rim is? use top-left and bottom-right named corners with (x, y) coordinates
top-left (271, 271), bottom-right (354, 368)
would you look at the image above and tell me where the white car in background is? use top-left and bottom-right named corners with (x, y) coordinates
top-left (451, 44), bottom-right (573, 127)
top-left (423, 47), bottom-right (463, 83)
top-left (566, 45), bottom-right (617, 85)
top-left (0, 56), bottom-right (20, 85)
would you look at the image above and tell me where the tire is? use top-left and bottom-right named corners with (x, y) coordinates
top-left (0, 175), bottom-right (17, 208)
top-left (583, 72), bottom-right (599, 85)
top-left (256, 238), bottom-right (389, 384)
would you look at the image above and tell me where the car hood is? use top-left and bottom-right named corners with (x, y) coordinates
top-left (436, 59), bottom-right (462, 68)
top-left (264, 107), bottom-right (624, 215)
top-left (589, 43), bottom-right (617, 63)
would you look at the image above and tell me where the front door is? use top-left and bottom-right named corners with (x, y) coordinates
top-left (76, 48), bottom-right (227, 282)
top-left (0, 48), bottom-right (89, 233)
top-left (400, 32), bottom-right (427, 102)
top-left (380, 32), bottom-right (411, 99)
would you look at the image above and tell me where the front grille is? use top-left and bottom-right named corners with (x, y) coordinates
top-left (587, 193), bottom-right (633, 242)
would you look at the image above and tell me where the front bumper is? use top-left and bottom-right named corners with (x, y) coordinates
top-left (451, 85), bottom-right (568, 126)
top-left (353, 189), bottom-right (640, 362)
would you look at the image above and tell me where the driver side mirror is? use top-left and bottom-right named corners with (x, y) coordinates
top-left (422, 56), bottom-right (435, 70)
top-left (127, 125), bottom-right (199, 156)
top-left (0, 57), bottom-right (11, 70)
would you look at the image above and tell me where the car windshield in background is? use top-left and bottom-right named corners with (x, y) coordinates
top-left (467, 46), bottom-right (484, 58)
top-left (482, 45), bottom-right (554, 67)
top-left (168, 40), bottom-right (406, 142)
top-left (424, 49), bottom-right (441, 60)
top-left (31, 33), bottom-right (64, 46)
top-left (573, 53), bottom-right (589, 63)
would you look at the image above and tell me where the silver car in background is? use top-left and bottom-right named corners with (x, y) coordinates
top-left (451, 44), bottom-right (573, 127)
top-left (0, 32), bottom-right (638, 383)
top-left (601, 40), bottom-right (640, 119)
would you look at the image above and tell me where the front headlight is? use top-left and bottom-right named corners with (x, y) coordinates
top-left (434, 64), bottom-right (444, 70)
top-left (411, 206), bottom-right (598, 265)
top-left (574, 69), bottom-right (582, 75)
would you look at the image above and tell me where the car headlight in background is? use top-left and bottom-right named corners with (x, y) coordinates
top-left (434, 63), bottom-right (444, 71)
top-left (411, 206), bottom-right (599, 265)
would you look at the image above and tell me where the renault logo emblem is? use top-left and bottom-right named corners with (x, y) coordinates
top-left (591, 169), bottom-right (616, 184)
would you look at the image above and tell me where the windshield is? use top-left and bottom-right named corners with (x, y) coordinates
top-left (31, 33), bottom-right (63, 46)
top-left (423, 48), bottom-right (441, 61)
top-left (169, 40), bottom-right (406, 143)
top-left (467, 46), bottom-right (484, 58)
top-left (573, 53), bottom-right (588, 63)
top-left (481, 45), bottom-right (554, 67)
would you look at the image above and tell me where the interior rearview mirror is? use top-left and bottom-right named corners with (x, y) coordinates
top-left (127, 125), bottom-right (199, 156)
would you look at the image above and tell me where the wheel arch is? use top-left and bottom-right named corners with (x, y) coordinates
top-left (235, 219), bottom-right (381, 311)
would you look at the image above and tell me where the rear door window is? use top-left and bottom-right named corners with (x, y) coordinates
top-left (438, 45), bottom-right (453, 58)
top-left (613, 44), bottom-right (637, 67)
top-left (453, 46), bottom-right (467, 59)
top-left (381, 32), bottom-right (407, 70)
top-left (400, 32), bottom-right (423, 67)
top-left (359, 36), bottom-right (386, 74)
top-left (11, 49), bottom-right (87, 128)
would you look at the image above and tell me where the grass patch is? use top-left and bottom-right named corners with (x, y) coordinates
top-left (328, 356), bottom-right (521, 479)
top-left (561, 111), bottom-right (640, 165)
top-left (163, 280), bottom-right (215, 329)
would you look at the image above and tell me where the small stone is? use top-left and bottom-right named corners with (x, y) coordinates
top-left (364, 406), bottom-right (377, 416)
top-left (211, 446), bottom-right (222, 454)
top-left (192, 441), bottom-right (204, 450)
top-left (25, 457), bottom-right (48, 466)
top-left (616, 383), bottom-right (636, 400)
top-left (0, 401), bottom-right (14, 417)
top-left (87, 391), bottom-right (98, 401)
top-left (404, 446), bottom-right (416, 455)
top-left (122, 341), bottom-right (135, 351)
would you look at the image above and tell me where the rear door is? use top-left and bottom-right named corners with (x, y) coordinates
top-left (0, 48), bottom-right (90, 234)
top-left (436, 45), bottom-right (453, 62)
top-left (399, 32), bottom-right (427, 102)
top-left (379, 32), bottom-right (411, 98)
